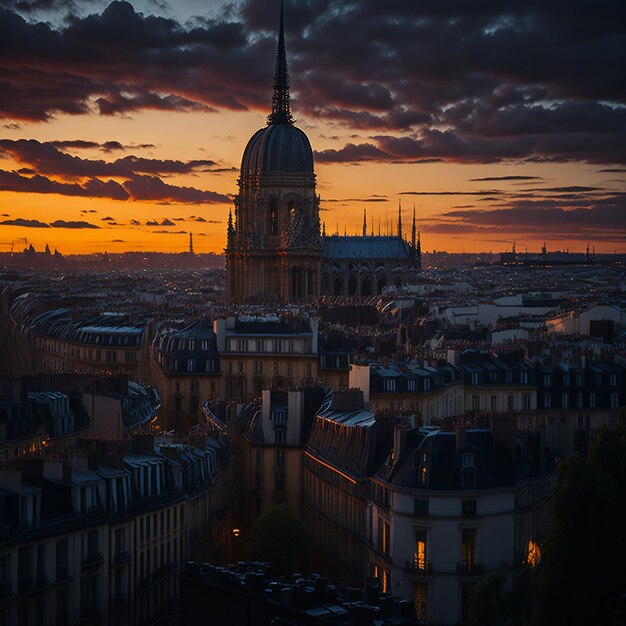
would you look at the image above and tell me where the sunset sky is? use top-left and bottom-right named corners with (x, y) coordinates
top-left (1, 0), bottom-right (624, 254)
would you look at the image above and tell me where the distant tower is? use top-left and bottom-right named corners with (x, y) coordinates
top-left (362, 208), bottom-right (367, 237)
top-left (542, 241), bottom-right (547, 255)
top-left (416, 230), bottom-right (422, 269)
top-left (189, 232), bottom-right (194, 255)
top-left (397, 199), bottom-right (403, 240)
top-left (411, 204), bottom-right (416, 251)
top-left (226, 0), bottom-right (320, 301)
top-left (512, 241), bottom-right (517, 255)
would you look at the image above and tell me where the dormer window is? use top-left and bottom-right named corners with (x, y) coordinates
top-left (205, 359), bottom-right (214, 372)
top-left (520, 371), bottom-right (528, 384)
top-left (187, 359), bottom-right (196, 372)
top-left (384, 378), bottom-right (396, 392)
top-left (461, 453), bottom-right (475, 469)
top-left (408, 379), bottom-right (416, 392)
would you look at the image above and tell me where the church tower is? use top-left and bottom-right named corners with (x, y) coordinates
top-left (226, 1), bottom-right (321, 301)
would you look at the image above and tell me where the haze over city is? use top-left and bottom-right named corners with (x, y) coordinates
top-left (1, 0), bottom-right (625, 255)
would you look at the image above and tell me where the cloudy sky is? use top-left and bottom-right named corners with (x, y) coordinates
top-left (0, 0), bottom-right (624, 254)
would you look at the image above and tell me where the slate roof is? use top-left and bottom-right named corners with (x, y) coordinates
top-left (323, 235), bottom-right (411, 260)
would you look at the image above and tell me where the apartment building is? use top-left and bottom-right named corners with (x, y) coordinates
top-left (0, 433), bottom-right (233, 626)
top-left (214, 316), bottom-right (318, 402)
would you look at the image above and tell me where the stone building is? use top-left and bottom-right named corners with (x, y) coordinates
top-left (226, 5), bottom-right (421, 303)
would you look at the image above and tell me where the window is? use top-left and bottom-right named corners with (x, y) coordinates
top-left (287, 362), bottom-right (293, 377)
top-left (56, 540), bottom-right (68, 581)
top-left (205, 359), bottom-right (214, 372)
top-left (611, 392), bottom-right (619, 408)
top-left (273, 340), bottom-right (284, 353)
top-left (523, 394), bottom-right (531, 410)
top-left (186, 358), bottom-right (196, 372)
top-left (576, 373), bottom-right (584, 386)
top-left (461, 453), bottom-right (474, 468)
top-left (610, 373), bottom-right (618, 387)
top-left (471, 373), bottom-right (479, 385)
top-left (415, 582), bottom-right (427, 621)
top-left (507, 395), bottom-right (514, 411)
top-left (274, 429), bottom-right (286, 445)
top-left (419, 466), bottom-right (428, 486)
top-left (562, 393), bottom-right (569, 409)
top-left (544, 393), bottom-right (551, 409)
top-left (520, 371), bottom-right (528, 384)
top-left (276, 450), bottom-right (286, 468)
top-left (408, 379), bottom-right (416, 392)
top-left (384, 378), bottom-right (396, 392)
top-left (237, 339), bottom-right (248, 352)
top-left (589, 392), bottom-right (596, 408)
top-left (414, 530), bottom-right (428, 570)
top-left (414, 498), bottom-right (429, 516)
top-left (256, 339), bottom-right (264, 352)
top-left (379, 517), bottom-right (390, 556)
top-left (462, 500), bottom-right (477, 516)
top-left (461, 529), bottom-right (477, 569)
top-left (471, 395), bottom-right (480, 411)
top-left (544, 374), bottom-right (552, 387)
top-left (506, 371), bottom-right (513, 384)
top-left (274, 474), bottom-right (286, 492)
top-left (563, 373), bottom-right (570, 387)
top-left (490, 395), bottom-right (497, 412)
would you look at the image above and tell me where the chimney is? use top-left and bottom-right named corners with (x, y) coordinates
top-left (455, 427), bottom-right (466, 451)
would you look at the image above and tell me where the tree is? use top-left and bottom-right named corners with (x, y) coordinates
top-left (245, 504), bottom-right (307, 575)
top-left (538, 417), bottom-right (626, 626)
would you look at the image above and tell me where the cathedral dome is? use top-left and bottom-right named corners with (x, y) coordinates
top-left (241, 123), bottom-right (314, 177)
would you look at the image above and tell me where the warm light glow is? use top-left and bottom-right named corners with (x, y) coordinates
top-left (527, 539), bottom-right (541, 567)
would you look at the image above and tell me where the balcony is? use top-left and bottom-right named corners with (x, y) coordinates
top-left (81, 552), bottom-right (103, 569)
top-left (405, 554), bottom-right (432, 576)
top-left (456, 560), bottom-right (485, 575)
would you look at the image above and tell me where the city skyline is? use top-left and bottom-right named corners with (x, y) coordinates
top-left (1, 0), bottom-right (625, 255)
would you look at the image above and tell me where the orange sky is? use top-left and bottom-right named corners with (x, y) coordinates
top-left (2, 106), bottom-right (622, 255)
top-left (1, 1), bottom-right (624, 256)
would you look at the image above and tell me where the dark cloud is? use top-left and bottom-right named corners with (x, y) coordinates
top-left (0, 168), bottom-right (129, 200)
top-left (160, 218), bottom-right (174, 225)
top-left (0, 0), bottom-right (624, 166)
top-left (0, 217), bottom-right (49, 227)
top-left (129, 219), bottom-right (141, 225)
top-left (469, 176), bottom-right (543, 182)
top-left (0, 139), bottom-right (222, 177)
top-left (123, 175), bottom-right (230, 204)
top-left (50, 139), bottom-right (155, 152)
top-left (101, 216), bottom-right (114, 221)
top-left (3, 123), bottom-right (21, 130)
top-left (432, 193), bottom-right (626, 241)
top-left (152, 229), bottom-right (187, 234)
top-left (50, 220), bottom-right (99, 228)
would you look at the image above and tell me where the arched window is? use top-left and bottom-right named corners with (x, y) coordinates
top-left (187, 359), bottom-right (196, 372)
top-left (205, 359), bottom-right (214, 372)
top-left (268, 199), bottom-right (278, 235)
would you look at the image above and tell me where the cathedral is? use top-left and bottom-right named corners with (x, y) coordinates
top-left (226, 3), bottom-right (421, 302)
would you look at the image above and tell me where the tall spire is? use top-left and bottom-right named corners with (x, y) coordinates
top-left (397, 199), bottom-right (403, 240)
top-left (411, 203), bottom-right (416, 251)
top-left (268, 1), bottom-right (293, 125)
top-left (362, 208), bottom-right (367, 237)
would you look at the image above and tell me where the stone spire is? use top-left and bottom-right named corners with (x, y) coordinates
top-left (227, 208), bottom-right (234, 245)
top-left (362, 208), bottom-right (367, 237)
top-left (397, 199), bottom-right (403, 239)
top-left (268, 1), bottom-right (293, 125)
top-left (411, 203), bottom-right (416, 251)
